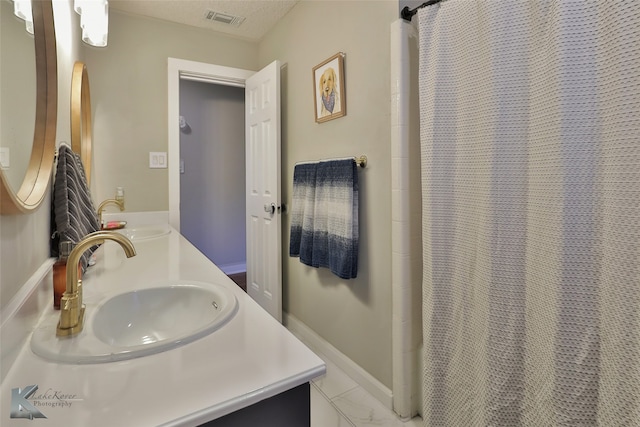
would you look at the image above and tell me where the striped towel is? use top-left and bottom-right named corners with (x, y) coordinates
top-left (50, 144), bottom-right (100, 272)
top-left (289, 159), bottom-right (359, 279)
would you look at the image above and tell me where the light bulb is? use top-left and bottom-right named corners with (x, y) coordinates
top-left (13, 0), bottom-right (31, 21)
top-left (79, 0), bottom-right (109, 47)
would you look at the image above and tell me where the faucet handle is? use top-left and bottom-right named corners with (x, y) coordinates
top-left (57, 291), bottom-right (85, 337)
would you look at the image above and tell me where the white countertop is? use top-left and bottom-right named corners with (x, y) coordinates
top-left (1, 226), bottom-right (325, 426)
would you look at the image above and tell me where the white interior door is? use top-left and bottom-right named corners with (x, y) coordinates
top-left (168, 58), bottom-right (282, 321)
top-left (245, 60), bottom-right (282, 322)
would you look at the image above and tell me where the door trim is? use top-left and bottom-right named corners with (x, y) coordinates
top-left (167, 58), bottom-right (254, 231)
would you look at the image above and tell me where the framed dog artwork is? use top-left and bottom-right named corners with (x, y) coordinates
top-left (313, 52), bottom-right (346, 123)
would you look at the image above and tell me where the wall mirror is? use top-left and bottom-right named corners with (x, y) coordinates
top-left (0, 0), bottom-right (57, 214)
top-left (71, 61), bottom-right (93, 184)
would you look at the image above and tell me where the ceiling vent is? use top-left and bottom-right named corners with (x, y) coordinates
top-left (204, 10), bottom-right (246, 27)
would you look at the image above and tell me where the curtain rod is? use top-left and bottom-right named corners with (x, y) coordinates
top-left (401, 0), bottom-right (444, 21)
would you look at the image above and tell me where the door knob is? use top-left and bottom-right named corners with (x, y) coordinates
top-left (264, 203), bottom-right (276, 214)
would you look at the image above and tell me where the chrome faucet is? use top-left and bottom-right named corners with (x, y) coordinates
top-left (97, 198), bottom-right (124, 228)
top-left (56, 231), bottom-right (136, 337)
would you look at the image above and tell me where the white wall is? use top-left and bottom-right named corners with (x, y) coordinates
top-left (0, 0), bottom-right (81, 310)
top-left (259, 1), bottom-right (397, 389)
top-left (179, 80), bottom-right (246, 272)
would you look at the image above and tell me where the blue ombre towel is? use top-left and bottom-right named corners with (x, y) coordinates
top-left (289, 162), bottom-right (318, 262)
top-left (289, 158), bottom-right (359, 279)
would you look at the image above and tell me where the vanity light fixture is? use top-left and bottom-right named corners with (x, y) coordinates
top-left (12, 0), bottom-right (34, 34)
top-left (74, 0), bottom-right (109, 47)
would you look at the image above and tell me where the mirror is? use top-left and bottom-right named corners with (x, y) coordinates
top-left (1, 0), bottom-right (36, 192)
top-left (71, 61), bottom-right (93, 184)
top-left (0, 0), bottom-right (57, 214)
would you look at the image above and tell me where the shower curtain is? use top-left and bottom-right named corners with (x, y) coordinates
top-left (418, 1), bottom-right (639, 425)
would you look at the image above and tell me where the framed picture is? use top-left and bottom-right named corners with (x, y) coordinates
top-left (313, 52), bottom-right (346, 123)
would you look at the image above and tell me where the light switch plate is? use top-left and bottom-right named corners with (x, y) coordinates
top-left (149, 152), bottom-right (167, 169)
top-left (0, 147), bottom-right (10, 169)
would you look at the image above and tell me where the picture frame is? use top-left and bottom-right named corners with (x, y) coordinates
top-left (313, 52), bottom-right (346, 123)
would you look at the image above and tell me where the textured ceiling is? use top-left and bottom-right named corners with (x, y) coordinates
top-left (109, 0), bottom-right (299, 41)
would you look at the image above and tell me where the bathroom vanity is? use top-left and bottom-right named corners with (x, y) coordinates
top-left (0, 221), bottom-right (325, 426)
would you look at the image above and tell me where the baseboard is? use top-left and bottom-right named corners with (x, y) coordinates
top-left (283, 313), bottom-right (393, 410)
top-left (219, 263), bottom-right (246, 275)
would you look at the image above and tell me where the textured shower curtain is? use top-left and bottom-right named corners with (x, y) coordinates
top-left (418, 1), bottom-right (639, 425)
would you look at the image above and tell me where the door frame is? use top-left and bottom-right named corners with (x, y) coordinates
top-left (167, 58), bottom-right (254, 231)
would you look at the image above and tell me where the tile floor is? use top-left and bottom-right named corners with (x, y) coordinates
top-left (309, 351), bottom-right (423, 427)
top-left (229, 273), bottom-right (423, 426)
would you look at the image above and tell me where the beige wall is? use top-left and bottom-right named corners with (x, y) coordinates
top-left (0, 1), bottom-right (81, 310)
top-left (259, 1), bottom-right (396, 388)
top-left (83, 11), bottom-right (258, 211)
top-left (1, 0), bottom-right (398, 390)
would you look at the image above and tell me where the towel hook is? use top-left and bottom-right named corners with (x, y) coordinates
top-left (355, 155), bottom-right (367, 168)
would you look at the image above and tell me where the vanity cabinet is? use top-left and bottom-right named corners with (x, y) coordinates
top-left (202, 383), bottom-right (310, 427)
top-left (0, 223), bottom-right (324, 427)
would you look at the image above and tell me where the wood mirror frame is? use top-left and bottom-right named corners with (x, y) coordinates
top-left (71, 61), bottom-right (92, 184)
top-left (0, 0), bottom-right (57, 214)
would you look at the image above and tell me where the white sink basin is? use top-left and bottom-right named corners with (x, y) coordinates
top-left (117, 224), bottom-right (171, 241)
top-left (93, 285), bottom-right (234, 347)
top-left (31, 281), bottom-right (238, 364)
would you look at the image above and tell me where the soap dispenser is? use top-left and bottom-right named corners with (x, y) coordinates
top-left (53, 241), bottom-right (81, 309)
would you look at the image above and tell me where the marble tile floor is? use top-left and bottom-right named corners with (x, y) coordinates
top-left (229, 273), bottom-right (422, 426)
top-left (309, 352), bottom-right (423, 427)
